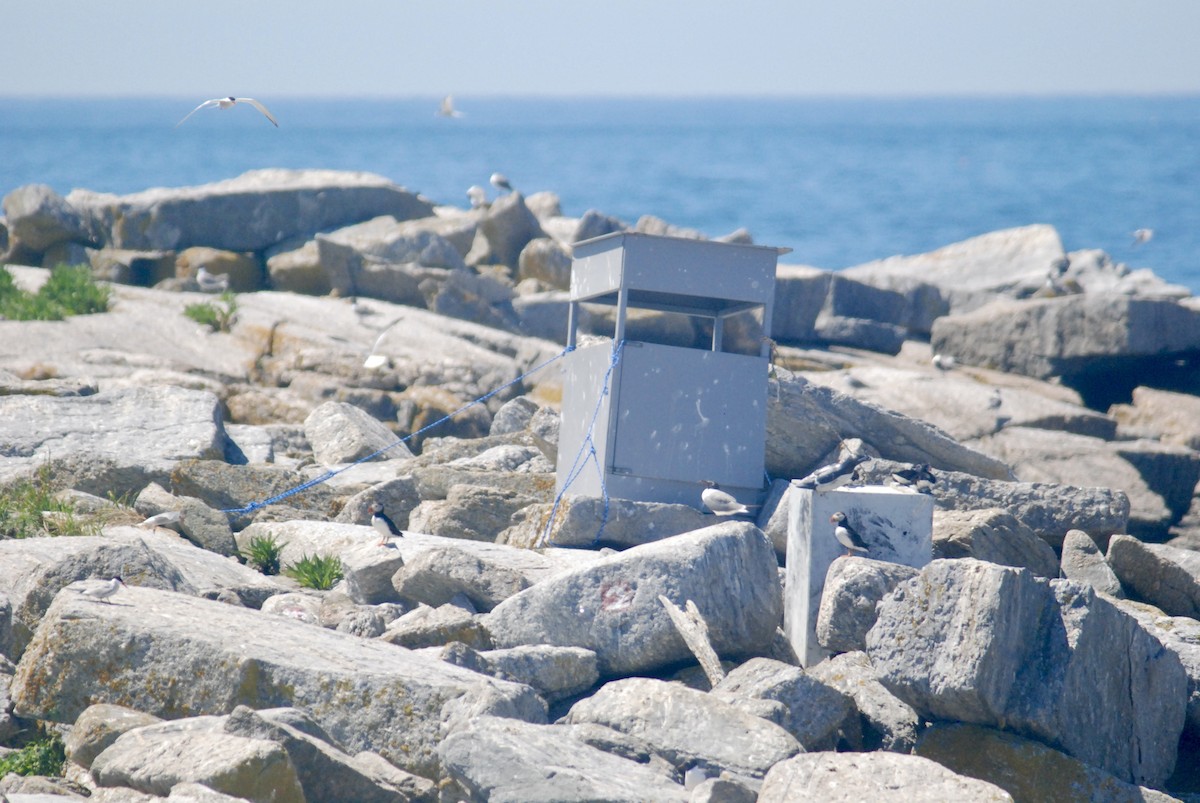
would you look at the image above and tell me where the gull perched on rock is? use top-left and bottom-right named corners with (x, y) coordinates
top-left (137, 510), bottom-right (182, 530)
top-left (700, 481), bottom-right (757, 517)
top-left (368, 501), bottom-right (403, 546)
top-left (176, 97), bottom-right (279, 128)
top-left (490, 173), bottom-right (513, 194)
top-left (794, 451), bottom-right (868, 492)
top-left (196, 267), bottom-right (230, 293)
top-left (73, 576), bottom-right (126, 604)
top-left (830, 512), bottom-right (870, 557)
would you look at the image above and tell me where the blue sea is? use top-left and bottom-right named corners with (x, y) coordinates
top-left (3, 95), bottom-right (1198, 292)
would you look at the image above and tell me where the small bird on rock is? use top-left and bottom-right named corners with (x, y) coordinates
top-left (196, 266), bottom-right (230, 293)
top-left (700, 481), bottom-right (757, 517)
top-left (794, 451), bottom-right (868, 492)
top-left (176, 96), bottom-right (279, 128)
top-left (490, 172), bottom-right (513, 193)
top-left (368, 501), bottom-right (403, 546)
top-left (73, 576), bottom-right (125, 604)
top-left (889, 464), bottom-right (937, 494)
top-left (467, 185), bottom-right (488, 209)
top-left (137, 510), bottom-right (182, 530)
top-left (830, 512), bottom-right (870, 557)
top-left (932, 353), bottom-right (956, 371)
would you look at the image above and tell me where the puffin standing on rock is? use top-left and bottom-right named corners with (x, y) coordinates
top-left (368, 502), bottom-right (403, 546)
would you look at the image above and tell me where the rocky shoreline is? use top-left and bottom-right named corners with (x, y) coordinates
top-left (1, 168), bottom-right (1199, 801)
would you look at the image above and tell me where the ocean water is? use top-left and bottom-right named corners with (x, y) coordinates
top-left (2, 95), bottom-right (1198, 292)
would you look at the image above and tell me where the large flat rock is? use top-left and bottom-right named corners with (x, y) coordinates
top-left (11, 584), bottom-right (545, 779)
top-left (67, 169), bottom-right (434, 253)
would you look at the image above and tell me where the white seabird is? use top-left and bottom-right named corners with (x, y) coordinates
top-left (490, 173), bottom-right (513, 193)
top-left (830, 512), bottom-right (870, 556)
top-left (73, 576), bottom-right (126, 603)
top-left (137, 510), bottom-right (182, 530)
top-left (932, 353), bottom-right (956, 371)
top-left (437, 94), bottom-right (464, 118)
top-left (176, 96), bottom-right (279, 128)
top-left (196, 266), bottom-right (230, 293)
top-left (700, 480), bottom-right (757, 517)
top-left (368, 501), bottom-right (403, 546)
top-left (1132, 228), bottom-right (1154, 246)
top-left (467, 185), bottom-right (488, 209)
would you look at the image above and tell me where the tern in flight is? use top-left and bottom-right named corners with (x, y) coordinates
top-left (176, 97), bottom-right (279, 128)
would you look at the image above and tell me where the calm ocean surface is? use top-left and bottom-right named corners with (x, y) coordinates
top-left (3, 95), bottom-right (1198, 291)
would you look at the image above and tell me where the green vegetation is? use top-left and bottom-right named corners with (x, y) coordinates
top-left (0, 264), bottom-right (111, 321)
top-left (0, 464), bottom-right (97, 538)
top-left (284, 553), bottom-right (343, 590)
top-left (242, 533), bottom-right (286, 576)
top-left (0, 732), bottom-right (66, 777)
top-left (184, 290), bottom-right (238, 332)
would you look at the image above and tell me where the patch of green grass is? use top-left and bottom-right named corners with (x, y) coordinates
top-left (184, 290), bottom-right (238, 332)
top-left (284, 553), bottom-right (343, 590)
top-left (0, 463), bottom-right (96, 539)
top-left (0, 264), bottom-right (110, 321)
top-left (0, 732), bottom-right (65, 777)
top-left (242, 533), bottom-right (286, 576)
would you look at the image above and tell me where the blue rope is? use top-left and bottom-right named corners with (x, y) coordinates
top-left (540, 340), bottom-right (624, 548)
top-left (221, 345), bottom-right (575, 515)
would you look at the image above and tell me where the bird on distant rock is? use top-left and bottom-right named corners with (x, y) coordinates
top-left (794, 451), bottom-right (868, 492)
top-left (490, 172), bottom-right (513, 193)
top-left (987, 388), bottom-right (1003, 409)
top-left (73, 576), bottom-right (125, 604)
top-left (137, 510), bottom-right (182, 530)
top-left (830, 512), bottom-right (870, 557)
top-left (368, 501), bottom-right (403, 546)
top-left (196, 266), bottom-right (230, 293)
top-left (1132, 228), bottom-right (1154, 246)
top-left (932, 353), bottom-right (956, 371)
top-left (176, 96), bottom-right (279, 128)
top-left (467, 185), bottom-right (488, 209)
top-left (700, 480), bottom-right (757, 517)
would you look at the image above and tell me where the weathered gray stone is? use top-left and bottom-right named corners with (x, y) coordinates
top-left (68, 168), bottom-right (433, 253)
top-left (489, 396), bottom-right (540, 435)
top-left (1114, 599), bottom-right (1200, 738)
top-left (759, 751), bottom-right (1013, 802)
top-left (930, 293), bottom-right (1200, 381)
top-left (517, 237), bottom-right (572, 288)
top-left (841, 224), bottom-right (1067, 321)
top-left (812, 315), bottom-right (906, 354)
top-left (502, 495), bottom-right (712, 550)
top-left (816, 557), bottom-right (920, 654)
top-left (932, 508), bottom-right (1060, 578)
top-left (438, 642), bottom-right (599, 703)
top-left (304, 400), bottom-right (408, 467)
top-left (0, 385), bottom-right (227, 494)
top-left (571, 209), bottom-right (625, 244)
top-left (3, 184), bottom-right (93, 251)
top-left (337, 475), bottom-right (421, 531)
top-left (65, 703), bottom-right (164, 770)
top-left (807, 650), bottom-right (920, 753)
top-left (1107, 534), bottom-right (1200, 618)
top-left (12, 584), bottom-right (545, 778)
top-left (765, 369), bottom-right (1012, 482)
top-left (855, 460), bottom-right (1130, 551)
top-left (378, 602), bottom-right (492, 650)
top-left (90, 715), bottom-right (306, 802)
top-left (175, 246), bottom-right (262, 292)
top-left (339, 542), bottom-right (407, 605)
top-left (261, 592), bottom-right (323, 626)
top-left (915, 723), bottom-right (1179, 803)
top-left (439, 715), bottom-right (690, 803)
top-left (1111, 386), bottom-right (1200, 450)
top-left (1060, 529), bottom-right (1124, 597)
top-left (392, 545), bottom-right (531, 611)
top-left (264, 237), bottom-right (330, 295)
top-left (865, 559), bottom-right (1186, 786)
top-left (529, 405), bottom-right (560, 462)
top-left (771, 265), bottom-right (829, 342)
top-left (0, 528), bottom-right (284, 658)
top-left (134, 483), bottom-right (238, 558)
top-left (562, 677), bottom-right (801, 779)
top-left (485, 521), bottom-right (782, 677)
top-left (224, 705), bottom-right (437, 803)
top-left (712, 657), bottom-right (852, 751)
top-left (466, 192), bottom-right (545, 268)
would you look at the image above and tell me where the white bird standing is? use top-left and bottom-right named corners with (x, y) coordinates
top-left (700, 480), bottom-right (757, 517)
top-left (490, 173), bottom-right (513, 194)
top-left (196, 266), bottom-right (230, 293)
top-left (830, 512), bottom-right (870, 556)
top-left (368, 501), bottom-right (403, 546)
top-left (466, 185), bottom-right (488, 209)
top-left (176, 97), bottom-right (279, 128)
top-left (73, 576), bottom-right (126, 603)
top-left (437, 94), bottom-right (464, 118)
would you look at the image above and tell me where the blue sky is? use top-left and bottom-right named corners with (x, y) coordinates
top-left (10, 1), bottom-right (1200, 97)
